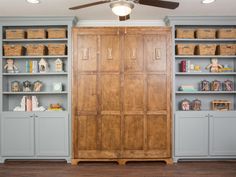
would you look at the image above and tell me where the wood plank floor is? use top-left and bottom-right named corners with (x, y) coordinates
top-left (0, 161), bottom-right (236, 177)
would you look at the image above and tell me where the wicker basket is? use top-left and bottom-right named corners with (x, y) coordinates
top-left (176, 29), bottom-right (195, 39)
top-left (47, 28), bottom-right (67, 38)
top-left (217, 28), bottom-right (236, 39)
top-left (48, 44), bottom-right (66, 55)
top-left (196, 44), bottom-right (217, 55)
top-left (196, 29), bottom-right (216, 39)
top-left (26, 44), bottom-right (46, 56)
top-left (217, 44), bottom-right (235, 55)
top-left (6, 29), bottom-right (25, 39)
top-left (3, 44), bottom-right (24, 56)
top-left (176, 44), bottom-right (195, 55)
top-left (27, 28), bottom-right (46, 39)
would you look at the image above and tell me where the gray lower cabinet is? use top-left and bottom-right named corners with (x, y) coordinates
top-left (1, 112), bottom-right (69, 161)
top-left (175, 112), bottom-right (208, 157)
top-left (210, 113), bottom-right (236, 156)
top-left (175, 111), bottom-right (236, 161)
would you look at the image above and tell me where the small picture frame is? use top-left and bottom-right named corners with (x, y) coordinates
top-left (53, 82), bottom-right (63, 92)
top-left (23, 80), bottom-right (32, 92)
top-left (33, 80), bottom-right (43, 92)
top-left (11, 81), bottom-right (21, 92)
top-left (223, 80), bottom-right (233, 91)
top-left (180, 99), bottom-right (191, 111)
top-left (211, 80), bottom-right (221, 91)
top-left (200, 80), bottom-right (210, 91)
top-left (192, 99), bottom-right (201, 111)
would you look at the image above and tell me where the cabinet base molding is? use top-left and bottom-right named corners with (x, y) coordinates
top-left (71, 158), bottom-right (173, 165)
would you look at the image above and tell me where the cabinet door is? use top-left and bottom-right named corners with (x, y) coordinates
top-left (210, 114), bottom-right (236, 155)
top-left (35, 112), bottom-right (69, 156)
top-left (175, 112), bottom-right (208, 156)
top-left (1, 113), bottom-right (34, 156)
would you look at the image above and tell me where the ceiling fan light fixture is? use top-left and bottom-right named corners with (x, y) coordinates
top-left (202, 0), bottom-right (216, 4)
top-left (110, 1), bottom-right (134, 17)
top-left (26, 0), bottom-right (40, 4)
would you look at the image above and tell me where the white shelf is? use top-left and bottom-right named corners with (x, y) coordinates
top-left (3, 91), bottom-right (68, 95)
top-left (2, 55), bottom-right (68, 59)
top-left (175, 38), bottom-right (236, 42)
top-left (175, 55), bottom-right (236, 59)
top-left (176, 91), bottom-right (236, 94)
top-left (3, 72), bottom-right (68, 76)
top-left (3, 38), bottom-right (68, 42)
top-left (175, 72), bottom-right (236, 75)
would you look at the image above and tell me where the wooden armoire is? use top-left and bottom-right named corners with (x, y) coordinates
top-left (72, 27), bottom-right (172, 165)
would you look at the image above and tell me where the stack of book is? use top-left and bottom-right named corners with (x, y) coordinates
top-left (26, 60), bottom-right (38, 73)
top-left (180, 60), bottom-right (191, 72)
top-left (179, 85), bottom-right (197, 92)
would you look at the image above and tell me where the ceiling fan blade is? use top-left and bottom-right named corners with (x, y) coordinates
top-left (119, 15), bottom-right (130, 21)
top-left (69, 0), bottom-right (110, 10)
top-left (138, 0), bottom-right (179, 9)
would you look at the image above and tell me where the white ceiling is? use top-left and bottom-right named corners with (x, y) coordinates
top-left (0, 0), bottom-right (235, 21)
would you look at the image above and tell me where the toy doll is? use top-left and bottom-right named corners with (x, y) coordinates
top-left (4, 59), bottom-right (18, 73)
top-left (206, 58), bottom-right (223, 72)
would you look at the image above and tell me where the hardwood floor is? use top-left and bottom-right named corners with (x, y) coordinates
top-left (0, 161), bottom-right (236, 177)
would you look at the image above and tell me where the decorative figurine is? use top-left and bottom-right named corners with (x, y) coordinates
top-left (32, 96), bottom-right (46, 111)
top-left (192, 99), bottom-right (201, 111)
top-left (23, 80), bottom-right (32, 92)
top-left (200, 80), bottom-right (210, 91)
top-left (11, 81), bottom-right (21, 92)
top-left (14, 96), bottom-right (26, 111)
top-left (211, 80), bottom-right (221, 91)
top-left (4, 59), bottom-right (18, 73)
top-left (55, 58), bottom-right (63, 72)
top-left (180, 99), bottom-right (191, 111)
top-left (33, 80), bottom-right (43, 92)
top-left (206, 58), bottom-right (223, 72)
top-left (53, 82), bottom-right (63, 92)
top-left (39, 58), bottom-right (49, 73)
top-left (48, 103), bottom-right (63, 111)
top-left (223, 80), bottom-right (233, 91)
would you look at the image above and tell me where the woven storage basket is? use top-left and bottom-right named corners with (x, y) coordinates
top-left (26, 44), bottom-right (46, 56)
top-left (176, 29), bottom-right (195, 39)
top-left (196, 44), bottom-right (217, 55)
top-left (47, 28), bottom-right (67, 38)
top-left (217, 44), bottom-right (235, 55)
top-left (176, 44), bottom-right (195, 55)
top-left (27, 28), bottom-right (46, 39)
top-left (196, 29), bottom-right (216, 39)
top-left (3, 44), bottom-right (24, 56)
top-left (48, 44), bottom-right (66, 55)
top-left (6, 29), bottom-right (25, 39)
top-left (217, 28), bottom-right (236, 39)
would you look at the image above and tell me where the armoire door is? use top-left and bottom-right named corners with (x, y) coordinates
top-left (72, 28), bottom-right (121, 159)
top-left (122, 29), bottom-right (172, 159)
top-left (72, 27), bottom-right (172, 162)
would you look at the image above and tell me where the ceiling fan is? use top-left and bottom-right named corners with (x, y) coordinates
top-left (69, 0), bottom-right (179, 21)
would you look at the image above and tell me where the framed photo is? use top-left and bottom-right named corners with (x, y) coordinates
top-left (211, 80), bottom-right (221, 91)
top-left (33, 80), bottom-right (43, 92)
top-left (192, 99), bottom-right (201, 111)
top-left (11, 81), bottom-right (20, 92)
top-left (180, 99), bottom-right (191, 111)
top-left (200, 80), bottom-right (210, 91)
top-left (223, 80), bottom-right (233, 91)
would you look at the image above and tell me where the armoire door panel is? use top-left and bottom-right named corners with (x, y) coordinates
top-left (147, 115), bottom-right (168, 152)
top-left (124, 75), bottom-right (144, 112)
top-left (77, 116), bottom-right (98, 150)
top-left (100, 35), bottom-right (120, 72)
top-left (147, 75), bottom-right (167, 112)
top-left (78, 75), bottom-right (97, 112)
top-left (124, 115), bottom-right (144, 150)
top-left (101, 115), bottom-right (121, 150)
top-left (100, 74), bottom-right (120, 112)
top-left (124, 35), bottom-right (144, 72)
top-left (77, 35), bottom-right (97, 71)
top-left (145, 35), bottom-right (167, 72)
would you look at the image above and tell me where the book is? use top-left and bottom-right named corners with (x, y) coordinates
top-left (180, 60), bottom-right (186, 72)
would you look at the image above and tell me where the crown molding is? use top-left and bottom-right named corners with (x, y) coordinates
top-left (77, 20), bottom-right (165, 27)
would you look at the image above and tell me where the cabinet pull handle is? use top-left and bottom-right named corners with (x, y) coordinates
top-left (82, 48), bottom-right (89, 60)
top-left (107, 48), bottom-right (113, 59)
top-left (155, 48), bottom-right (161, 60)
top-left (30, 115), bottom-right (34, 118)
